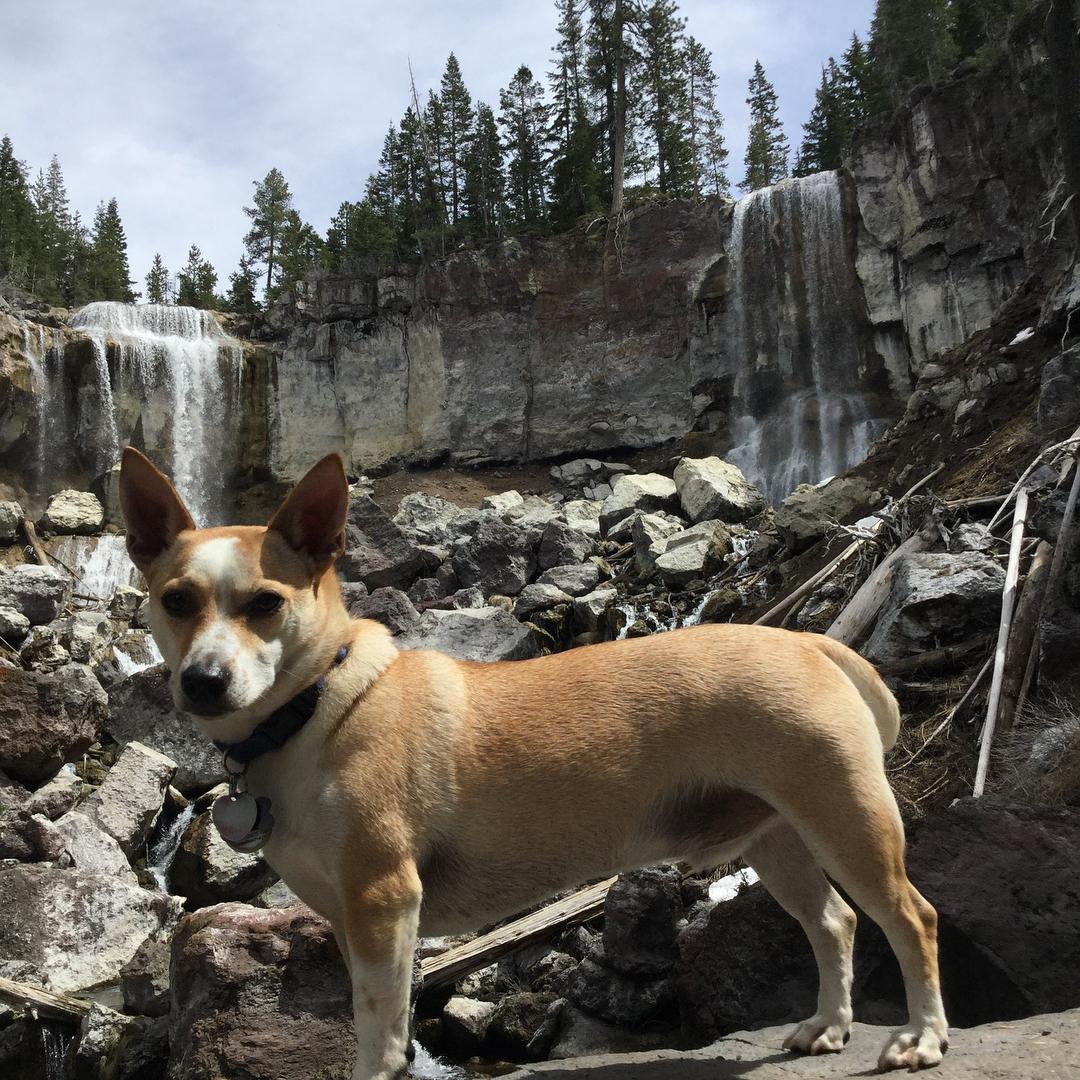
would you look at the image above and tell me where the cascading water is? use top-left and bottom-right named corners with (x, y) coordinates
top-left (68, 302), bottom-right (244, 525)
top-left (147, 801), bottom-right (196, 892)
top-left (50, 534), bottom-right (141, 601)
top-left (722, 171), bottom-right (890, 502)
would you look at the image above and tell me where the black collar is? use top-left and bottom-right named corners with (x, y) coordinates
top-left (214, 645), bottom-right (349, 767)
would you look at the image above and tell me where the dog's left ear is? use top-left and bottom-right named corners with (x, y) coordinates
top-left (267, 453), bottom-right (349, 572)
top-left (120, 447), bottom-right (197, 573)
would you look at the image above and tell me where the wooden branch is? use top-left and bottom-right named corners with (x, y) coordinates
top-left (419, 877), bottom-right (616, 989)
top-left (945, 493), bottom-right (1011, 510)
top-left (974, 491), bottom-right (1029, 797)
top-left (753, 535), bottom-right (866, 627)
top-left (826, 527), bottom-right (936, 646)
top-left (20, 519), bottom-right (50, 567)
top-left (0, 975), bottom-right (91, 1025)
top-left (876, 634), bottom-right (990, 678)
top-left (987, 425), bottom-right (1080, 530)
top-left (997, 540), bottom-right (1054, 737)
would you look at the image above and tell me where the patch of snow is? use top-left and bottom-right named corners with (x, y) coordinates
top-left (708, 866), bottom-right (759, 903)
top-left (1009, 327), bottom-right (1034, 346)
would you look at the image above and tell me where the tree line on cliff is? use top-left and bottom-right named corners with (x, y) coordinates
top-left (0, 0), bottom-right (1033, 314)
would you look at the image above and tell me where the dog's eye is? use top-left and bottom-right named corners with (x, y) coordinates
top-left (249, 591), bottom-right (284, 617)
top-left (161, 590), bottom-right (192, 616)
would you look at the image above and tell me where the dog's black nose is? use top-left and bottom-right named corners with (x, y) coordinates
top-left (180, 662), bottom-right (232, 712)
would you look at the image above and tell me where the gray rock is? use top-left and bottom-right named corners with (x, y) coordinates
top-left (600, 474), bottom-right (680, 534)
top-left (39, 489), bottom-right (104, 535)
top-left (562, 500), bottom-right (603, 538)
top-left (572, 587), bottom-right (618, 634)
top-left (106, 664), bottom-right (220, 794)
top-left (1039, 347), bottom-right (1080, 441)
top-left (0, 769), bottom-right (29, 815)
top-left (253, 878), bottom-right (301, 909)
top-left (603, 867), bottom-right (684, 977)
top-left (949, 522), bottom-right (995, 553)
top-left (338, 495), bottom-right (427, 590)
top-left (48, 810), bottom-right (139, 883)
top-left (0, 863), bottom-right (181, 992)
top-left (170, 810), bottom-right (279, 907)
top-left (399, 607), bottom-right (542, 662)
top-left (18, 623), bottom-right (70, 670)
top-left (864, 550), bottom-right (1007, 663)
top-left (607, 508), bottom-right (684, 545)
top-left (485, 991), bottom-right (561, 1062)
top-left (452, 517), bottom-right (537, 596)
top-left (630, 513), bottom-right (683, 576)
top-left (674, 457), bottom-right (767, 524)
top-left (24, 766), bottom-right (82, 819)
top-left (547, 1002), bottom-right (669, 1060)
top-left (774, 477), bottom-right (881, 553)
top-left (343, 585), bottom-right (420, 636)
top-left (52, 610), bottom-right (113, 665)
top-left (109, 584), bottom-right (145, 620)
top-left (538, 520), bottom-right (595, 570)
top-left (565, 950), bottom-right (675, 1027)
top-left (71, 1002), bottom-right (155, 1080)
top-left (506, 495), bottom-right (563, 529)
top-left (482, 490), bottom-right (525, 515)
top-left (0, 662), bottom-right (107, 786)
top-left (537, 563), bottom-right (601, 597)
top-left (0, 500), bottom-right (23, 542)
top-left (0, 564), bottom-right (73, 625)
top-left (393, 492), bottom-right (469, 545)
top-left (654, 522), bottom-right (731, 586)
top-left (513, 584), bottom-right (574, 620)
top-left (121, 932), bottom-right (171, 1017)
top-left (443, 995), bottom-right (497, 1058)
top-left (450, 585), bottom-right (488, 609)
top-left (81, 740), bottom-right (177, 858)
top-left (0, 606), bottom-right (29, 642)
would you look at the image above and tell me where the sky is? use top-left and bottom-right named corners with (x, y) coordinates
top-left (2, 0), bottom-right (875, 293)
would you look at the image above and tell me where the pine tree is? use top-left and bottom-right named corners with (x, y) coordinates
top-left (324, 199), bottom-right (396, 269)
top-left (243, 168), bottom-right (294, 303)
top-left (367, 126), bottom-right (401, 243)
top-left (869, 0), bottom-right (957, 106)
top-left (839, 32), bottom-right (888, 124)
top-left (32, 155), bottom-right (74, 303)
top-left (145, 253), bottom-right (170, 303)
top-left (225, 255), bottom-right (259, 315)
top-left (741, 61), bottom-right (789, 192)
top-left (499, 65), bottom-right (549, 231)
top-left (548, 0), bottom-right (589, 161)
top-left (177, 244), bottom-right (218, 309)
top-left (684, 38), bottom-right (729, 197)
top-left (62, 211), bottom-right (92, 307)
top-left (440, 54), bottom-right (475, 229)
top-left (794, 62), bottom-right (849, 175)
top-left (950, 0), bottom-right (1022, 62)
top-left (424, 89), bottom-right (449, 225)
top-left (638, 0), bottom-right (693, 195)
top-left (548, 103), bottom-right (604, 229)
top-left (0, 135), bottom-right (37, 286)
top-left (276, 211), bottom-right (323, 295)
top-left (87, 197), bottom-right (135, 301)
top-left (463, 102), bottom-right (506, 240)
top-left (393, 106), bottom-right (446, 256)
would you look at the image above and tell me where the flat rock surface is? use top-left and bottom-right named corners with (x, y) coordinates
top-left (505, 1009), bottom-right (1080, 1080)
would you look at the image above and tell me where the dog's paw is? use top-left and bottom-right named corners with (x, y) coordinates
top-left (782, 1014), bottom-right (850, 1055)
top-left (877, 1026), bottom-right (948, 1072)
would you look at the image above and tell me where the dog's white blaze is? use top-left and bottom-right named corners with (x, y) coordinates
top-left (187, 536), bottom-right (244, 600)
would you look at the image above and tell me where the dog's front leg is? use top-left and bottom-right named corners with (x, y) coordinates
top-left (341, 861), bottom-right (422, 1080)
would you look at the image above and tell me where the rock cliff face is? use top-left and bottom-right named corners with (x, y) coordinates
top-left (0, 4), bottom-right (1067, 513)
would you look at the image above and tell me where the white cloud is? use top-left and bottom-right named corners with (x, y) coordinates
top-left (2, 0), bottom-right (874, 293)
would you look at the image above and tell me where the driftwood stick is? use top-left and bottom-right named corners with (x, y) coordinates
top-left (20, 519), bottom-right (50, 566)
top-left (945, 493), bottom-right (1011, 510)
top-left (997, 540), bottom-right (1054, 737)
top-left (876, 635), bottom-right (991, 678)
top-left (974, 490), bottom-right (1029, 796)
top-left (753, 536), bottom-right (864, 627)
top-left (0, 975), bottom-right (91, 1024)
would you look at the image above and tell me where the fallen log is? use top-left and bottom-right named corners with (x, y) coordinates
top-left (974, 490), bottom-right (1029, 797)
top-left (0, 975), bottom-right (91, 1025)
top-left (875, 635), bottom-right (991, 678)
top-left (20, 519), bottom-right (50, 567)
top-left (419, 876), bottom-right (616, 989)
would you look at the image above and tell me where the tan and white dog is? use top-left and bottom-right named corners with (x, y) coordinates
top-left (119, 447), bottom-right (948, 1079)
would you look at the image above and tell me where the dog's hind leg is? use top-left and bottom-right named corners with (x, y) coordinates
top-left (743, 822), bottom-right (856, 1055)
top-left (774, 765), bottom-right (948, 1072)
top-left (340, 859), bottom-right (422, 1080)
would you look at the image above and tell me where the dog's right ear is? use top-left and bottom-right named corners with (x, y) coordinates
top-left (119, 447), bottom-right (197, 573)
top-left (267, 453), bottom-right (349, 573)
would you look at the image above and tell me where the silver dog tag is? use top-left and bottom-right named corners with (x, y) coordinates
top-left (212, 792), bottom-right (274, 852)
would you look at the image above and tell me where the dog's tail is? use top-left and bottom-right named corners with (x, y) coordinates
top-left (811, 634), bottom-right (901, 752)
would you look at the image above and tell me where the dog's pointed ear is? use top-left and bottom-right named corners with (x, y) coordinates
top-left (267, 453), bottom-right (349, 571)
top-left (119, 447), bottom-right (197, 572)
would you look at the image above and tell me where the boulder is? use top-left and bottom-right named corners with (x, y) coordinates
top-left (774, 477), bottom-right (881, 553)
top-left (513, 584), bottom-right (574, 620)
top-left (0, 769), bottom-right (29, 815)
top-left (39, 490), bottom-right (105, 535)
top-left (673, 457), bottom-right (767, 524)
top-left (537, 562), bottom-right (601, 596)
top-left (538, 521), bottom-right (595, 570)
top-left (0, 500), bottom-right (23, 542)
top-left (485, 991), bottom-right (561, 1061)
top-left (18, 624), bottom-right (70, 670)
top-left (0, 564), bottom-right (73, 625)
top-left (547, 1001), bottom-right (669, 1059)
top-left (1038, 347), bottom-right (1080, 440)
top-left (481, 490), bottom-right (525, 515)
top-left (337, 495), bottom-right (426, 591)
top-left (169, 903), bottom-right (354, 1080)
top-left (170, 811), bottom-right (279, 908)
top-left (505, 495), bottom-right (563, 529)
top-left (109, 584), bottom-right (145, 621)
top-left (565, 950), bottom-right (675, 1027)
top-left (52, 610), bottom-right (113, 665)
top-left (603, 867), bottom-right (684, 977)
top-left (0, 663), bottom-right (107, 786)
top-left (630, 513), bottom-right (683, 576)
top-left (607, 508), bottom-right (684, 545)
top-left (81, 740), bottom-right (177, 858)
top-left (863, 550), bottom-right (1007, 663)
top-left (393, 492), bottom-right (468, 545)
top-left (47, 810), bottom-right (139, 883)
top-left (0, 863), bottom-right (181, 993)
top-left (600, 474), bottom-right (680, 534)
top-left (106, 665), bottom-right (220, 794)
top-left (497, 944), bottom-right (579, 995)
top-left (398, 607), bottom-right (542, 662)
top-left (653, 522), bottom-right (731, 587)
top-left (343, 585), bottom-right (420, 636)
top-left (572, 586), bottom-right (618, 634)
top-left (0, 606), bottom-right (29, 643)
top-left (562, 500), bottom-right (603, 538)
top-left (442, 995), bottom-right (497, 1058)
top-left (451, 517), bottom-right (537, 597)
top-left (121, 932), bottom-right (171, 1017)
top-left (69, 1003), bottom-right (160, 1080)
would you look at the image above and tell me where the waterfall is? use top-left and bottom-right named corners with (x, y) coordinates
top-left (50, 534), bottom-right (141, 602)
top-left (147, 801), bottom-right (196, 893)
top-left (722, 171), bottom-right (889, 502)
top-left (68, 302), bottom-right (244, 525)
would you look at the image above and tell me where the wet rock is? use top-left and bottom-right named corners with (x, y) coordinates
top-left (169, 902), bottom-right (354, 1080)
top-left (863, 550), bottom-right (1006, 663)
top-left (0, 564), bottom-right (72, 625)
top-left (338, 495), bottom-right (426, 590)
top-left (39, 490), bottom-right (104, 535)
top-left (562, 500), bottom-right (603, 538)
top-left (70, 1002), bottom-right (155, 1080)
top-left (0, 500), bottom-right (23, 542)
top-left (0, 606), bottom-right (29, 642)
top-left (537, 562), bottom-right (601, 597)
top-left (485, 991), bottom-right (561, 1061)
top-left (673, 457), bottom-right (766, 524)
top-left (654, 522), bottom-right (731, 587)
top-left (538, 521), bottom-right (595, 570)
top-left (171, 811), bottom-right (279, 908)
top-left (774, 477), bottom-right (881, 553)
top-left (0, 663), bottom-right (107, 786)
top-left (565, 950), bottom-right (675, 1027)
top-left (399, 607), bottom-right (542, 661)
top-left (513, 584), bottom-right (573, 620)
top-left (106, 665), bottom-right (220, 794)
top-left (603, 867), bottom-right (683, 977)
top-left (481, 490), bottom-right (525, 515)
top-left (343, 585), bottom-right (420, 636)
top-left (451, 517), bottom-right (537, 597)
top-left (572, 586), bottom-right (618, 633)
top-left (121, 933), bottom-right (171, 1017)
top-left (0, 863), bottom-right (181, 992)
top-left (600, 474), bottom-right (679, 534)
top-left (81, 740), bottom-right (177, 858)
top-left (442, 995), bottom-right (496, 1058)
